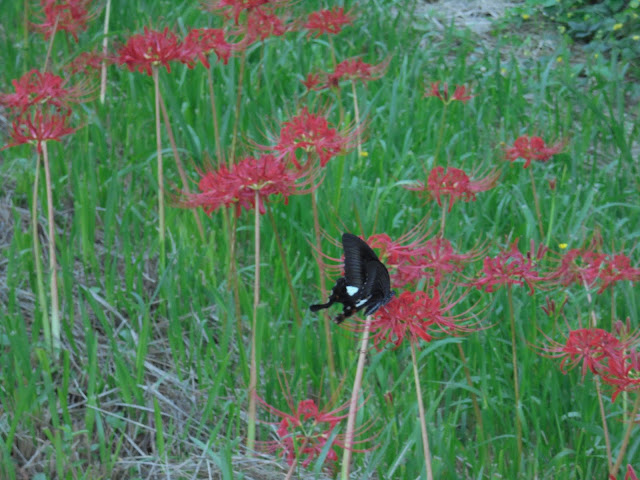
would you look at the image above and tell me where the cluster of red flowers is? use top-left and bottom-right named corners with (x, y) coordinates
top-left (302, 57), bottom-right (389, 91)
top-left (543, 325), bottom-right (640, 401)
top-left (117, 26), bottom-right (238, 75)
top-left (256, 396), bottom-right (352, 467)
top-left (424, 82), bottom-right (473, 104)
top-left (33, 0), bottom-right (92, 42)
top-left (549, 248), bottom-right (640, 293)
top-left (367, 232), bottom-right (476, 288)
top-left (406, 166), bottom-right (500, 212)
top-left (505, 135), bottom-right (564, 168)
top-left (370, 288), bottom-right (477, 349)
top-left (268, 107), bottom-right (357, 169)
top-left (474, 240), bottom-right (546, 295)
top-left (184, 154), bottom-right (318, 217)
top-left (303, 7), bottom-right (354, 37)
top-left (1, 69), bottom-right (88, 151)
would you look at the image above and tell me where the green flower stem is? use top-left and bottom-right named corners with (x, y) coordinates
top-left (206, 66), bottom-right (223, 166)
top-left (595, 378), bottom-right (613, 472)
top-left (158, 91), bottom-right (205, 241)
top-left (507, 284), bottom-right (523, 468)
top-left (411, 341), bottom-right (434, 480)
top-left (152, 65), bottom-right (166, 271)
top-left (229, 48), bottom-right (246, 166)
top-left (432, 104), bottom-right (448, 169)
top-left (528, 167), bottom-right (544, 239)
top-left (247, 190), bottom-right (260, 453)
top-left (31, 152), bottom-right (50, 350)
top-left (42, 142), bottom-right (60, 352)
top-left (99, 0), bottom-right (111, 104)
top-left (611, 392), bottom-right (640, 478)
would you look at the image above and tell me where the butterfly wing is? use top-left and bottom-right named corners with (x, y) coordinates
top-left (362, 260), bottom-right (394, 316)
top-left (342, 233), bottom-right (380, 289)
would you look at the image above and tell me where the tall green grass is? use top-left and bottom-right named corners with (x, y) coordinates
top-left (1, 0), bottom-right (639, 478)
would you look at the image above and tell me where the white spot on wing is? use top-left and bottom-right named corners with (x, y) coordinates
top-left (356, 297), bottom-right (370, 307)
top-left (346, 286), bottom-right (359, 296)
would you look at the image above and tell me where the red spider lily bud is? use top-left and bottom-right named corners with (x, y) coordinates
top-left (548, 177), bottom-right (557, 191)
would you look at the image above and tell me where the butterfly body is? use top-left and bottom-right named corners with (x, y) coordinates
top-left (310, 233), bottom-right (395, 324)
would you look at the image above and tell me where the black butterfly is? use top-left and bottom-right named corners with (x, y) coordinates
top-left (310, 233), bottom-right (395, 324)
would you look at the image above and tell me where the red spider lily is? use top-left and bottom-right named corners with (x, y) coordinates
top-left (241, 7), bottom-right (290, 43)
top-left (33, 0), bottom-right (93, 42)
top-left (369, 288), bottom-right (478, 349)
top-left (301, 72), bottom-right (322, 91)
top-left (204, 0), bottom-right (289, 25)
top-left (326, 57), bottom-right (389, 88)
top-left (406, 166), bottom-right (500, 212)
top-left (3, 109), bottom-right (75, 152)
top-left (540, 325), bottom-right (640, 401)
top-left (422, 236), bottom-right (481, 286)
top-left (304, 7), bottom-right (354, 37)
top-left (540, 327), bottom-right (627, 380)
top-left (1, 69), bottom-right (89, 113)
top-left (68, 50), bottom-right (110, 74)
top-left (183, 28), bottom-right (238, 68)
top-left (367, 231), bottom-right (434, 288)
top-left (268, 107), bottom-right (358, 169)
top-left (597, 254), bottom-right (640, 293)
top-left (600, 350), bottom-right (640, 401)
top-left (256, 395), bottom-right (368, 468)
top-left (474, 240), bottom-right (545, 295)
top-left (549, 249), bottom-right (640, 293)
top-left (366, 229), bottom-right (477, 288)
top-left (424, 82), bottom-right (473, 104)
top-left (183, 154), bottom-right (318, 217)
top-left (117, 27), bottom-right (193, 76)
top-left (505, 135), bottom-right (564, 168)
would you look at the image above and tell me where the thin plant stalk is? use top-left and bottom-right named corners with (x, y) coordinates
top-left (410, 341), bottom-right (434, 480)
top-left (528, 168), bottom-right (544, 239)
top-left (507, 284), bottom-right (523, 468)
top-left (229, 48), bottom-right (247, 167)
top-left (439, 204), bottom-right (447, 237)
top-left (227, 209), bottom-right (242, 332)
top-left (152, 65), bottom-right (166, 270)
top-left (247, 190), bottom-right (261, 453)
top-left (340, 315), bottom-right (372, 480)
top-left (611, 392), bottom-right (640, 478)
top-left (265, 202), bottom-right (301, 327)
top-left (311, 192), bottom-right (337, 391)
top-left (158, 91), bottom-right (205, 241)
top-left (284, 438), bottom-right (308, 480)
top-left (31, 153), bottom-right (50, 350)
top-left (431, 104), bottom-right (448, 168)
top-left (206, 66), bottom-right (223, 165)
top-left (99, 0), bottom-right (112, 104)
top-left (350, 80), bottom-right (362, 158)
top-left (595, 378), bottom-right (613, 472)
top-left (42, 14), bottom-right (59, 73)
top-left (41, 142), bottom-right (60, 352)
